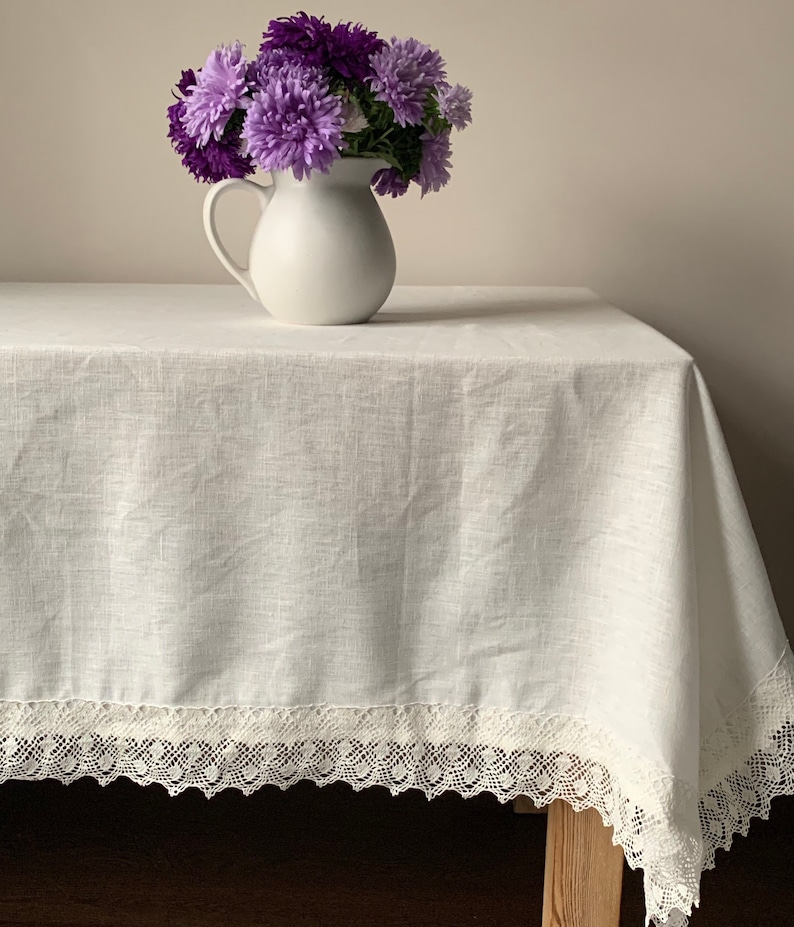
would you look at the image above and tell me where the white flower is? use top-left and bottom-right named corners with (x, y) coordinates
top-left (340, 97), bottom-right (370, 134)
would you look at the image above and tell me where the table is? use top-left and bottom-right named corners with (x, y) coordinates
top-left (0, 284), bottom-right (792, 927)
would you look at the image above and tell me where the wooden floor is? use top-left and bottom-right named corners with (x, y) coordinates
top-left (0, 779), bottom-right (791, 926)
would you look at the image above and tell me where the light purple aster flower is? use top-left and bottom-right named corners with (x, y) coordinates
top-left (181, 41), bottom-right (250, 146)
top-left (247, 45), bottom-right (309, 88)
top-left (416, 130), bottom-right (452, 196)
top-left (437, 83), bottom-right (473, 130)
top-left (241, 64), bottom-right (346, 180)
top-left (372, 167), bottom-right (410, 197)
top-left (369, 37), bottom-right (447, 128)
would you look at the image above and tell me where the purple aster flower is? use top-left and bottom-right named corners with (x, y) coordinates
top-left (241, 64), bottom-right (346, 180)
top-left (181, 41), bottom-right (250, 146)
top-left (416, 130), bottom-right (452, 196)
top-left (176, 68), bottom-right (197, 96)
top-left (437, 83), bottom-right (473, 130)
top-left (261, 13), bottom-right (385, 83)
top-left (372, 167), bottom-right (410, 198)
top-left (326, 22), bottom-right (385, 81)
top-left (369, 37), bottom-right (447, 128)
top-left (247, 45), bottom-right (307, 88)
top-left (260, 12), bottom-right (333, 67)
top-left (167, 97), bottom-right (253, 183)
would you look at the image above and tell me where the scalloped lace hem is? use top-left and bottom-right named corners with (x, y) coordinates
top-left (2, 649), bottom-right (793, 927)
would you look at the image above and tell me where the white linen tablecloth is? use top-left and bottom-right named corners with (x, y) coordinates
top-left (0, 284), bottom-right (792, 926)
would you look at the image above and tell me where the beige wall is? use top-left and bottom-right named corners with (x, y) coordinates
top-left (1, 0), bottom-right (792, 633)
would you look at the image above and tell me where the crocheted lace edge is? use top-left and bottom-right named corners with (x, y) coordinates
top-left (2, 646), bottom-right (793, 927)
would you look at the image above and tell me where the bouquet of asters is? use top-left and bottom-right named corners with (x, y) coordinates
top-left (167, 11), bottom-right (472, 196)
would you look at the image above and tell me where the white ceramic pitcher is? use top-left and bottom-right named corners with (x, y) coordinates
top-left (203, 157), bottom-right (396, 325)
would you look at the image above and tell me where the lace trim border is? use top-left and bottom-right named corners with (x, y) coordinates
top-left (1, 646), bottom-right (793, 927)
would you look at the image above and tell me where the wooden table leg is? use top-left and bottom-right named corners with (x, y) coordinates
top-left (513, 795), bottom-right (548, 814)
top-left (541, 800), bottom-right (624, 927)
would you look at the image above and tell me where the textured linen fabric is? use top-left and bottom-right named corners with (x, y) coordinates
top-left (0, 284), bottom-right (792, 927)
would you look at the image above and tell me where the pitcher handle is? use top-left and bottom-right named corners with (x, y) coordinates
top-left (203, 178), bottom-right (274, 301)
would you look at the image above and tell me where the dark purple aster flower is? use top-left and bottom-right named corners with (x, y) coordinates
top-left (260, 11), bottom-right (333, 67)
top-left (241, 63), bottom-right (346, 180)
top-left (437, 82), bottom-right (473, 130)
top-left (369, 37), bottom-right (447, 127)
top-left (416, 130), bottom-right (452, 196)
top-left (176, 68), bottom-right (197, 96)
top-left (372, 167), bottom-right (410, 197)
top-left (168, 95), bottom-right (253, 184)
top-left (326, 22), bottom-right (385, 81)
top-left (261, 12), bottom-right (384, 82)
top-left (181, 41), bottom-right (250, 145)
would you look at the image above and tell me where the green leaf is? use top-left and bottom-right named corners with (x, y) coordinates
top-left (370, 151), bottom-right (403, 170)
top-left (333, 85), bottom-right (428, 182)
